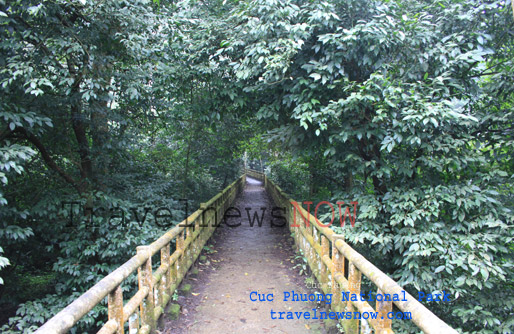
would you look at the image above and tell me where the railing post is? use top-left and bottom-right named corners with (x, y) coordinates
top-left (194, 216), bottom-right (201, 258)
top-left (376, 288), bottom-right (393, 332)
top-left (200, 203), bottom-right (207, 244)
top-left (185, 223), bottom-right (192, 268)
top-left (321, 235), bottom-right (329, 294)
top-left (331, 234), bottom-right (345, 313)
top-left (306, 224), bottom-right (315, 275)
top-left (346, 262), bottom-right (361, 334)
top-left (311, 227), bottom-right (319, 278)
top-left (161, 244), bottom-right (170, 305)
top-left (129, 314), bottom-right (139, 334)
top-left (177, 230), bottom-right (185, 279)
top-left (137, 246), bottom-right (155, 333)
top-left (108, 285), bottom-right (124, 334)
top-left (170, 245), bottom-right (177, 294)
top-left (215, 198), bottom-right (220, 229)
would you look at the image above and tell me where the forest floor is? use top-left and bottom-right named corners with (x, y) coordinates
top-left (161, 177), bottom-right (329, 334)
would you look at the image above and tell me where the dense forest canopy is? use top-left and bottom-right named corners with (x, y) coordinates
top-left (0, 0), bottom-right (513, 333)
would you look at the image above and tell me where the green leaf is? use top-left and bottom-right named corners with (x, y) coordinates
top-left (480, 268), bottom-right (489, 281)
top-left (310, 73), bottom-right (321, 81)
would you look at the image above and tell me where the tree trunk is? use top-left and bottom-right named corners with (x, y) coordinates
top-left (91, 99), bottom-right (110, 186)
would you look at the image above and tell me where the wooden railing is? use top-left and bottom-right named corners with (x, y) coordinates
top-left (245, 168), bottom-right (266, 185)
top-left (35, 175), bottom-right (246, 334)
top-left (247, 169), bottom-right (457, 334)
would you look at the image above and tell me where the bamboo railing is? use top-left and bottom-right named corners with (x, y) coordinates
top-left (35, 175), bottom-right (246, 334)
top-left (247, 169), bottom-right (457, 334)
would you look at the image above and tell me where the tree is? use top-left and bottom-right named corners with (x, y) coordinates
top-left (0, 0), bottom-right (245, 331)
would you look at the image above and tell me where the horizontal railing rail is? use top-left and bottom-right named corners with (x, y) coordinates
top-left (35, 175), bottom-right (246, 334)
top-left (247, 169), bottom-right (457, 334)
top-left (245, 168), bottom-right (266, 183)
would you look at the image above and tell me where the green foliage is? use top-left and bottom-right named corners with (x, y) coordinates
top-left (203, 244), bottom-right (215, 254)
top-left (0, 247), bottom-right (9, 285)
top-left (172, 289), bottom-right (179, 302)
top-left (0, 0), bottom-right (245, 331)
top-left (292, 250), bottom-right (309, 276)
top-left (268, 153), bottom-right (310, 200)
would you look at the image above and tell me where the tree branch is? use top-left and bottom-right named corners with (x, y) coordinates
top-left (14, 128), bottom-right (82, 193)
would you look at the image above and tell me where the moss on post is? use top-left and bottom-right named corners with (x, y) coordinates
top-left (167, 304), bottom-right (181, 320)
top-left (180, 284), bottom-right (192, 295)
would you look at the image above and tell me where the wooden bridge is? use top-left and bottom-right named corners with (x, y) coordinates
top-left (34, 170), bottom-right (457, 334)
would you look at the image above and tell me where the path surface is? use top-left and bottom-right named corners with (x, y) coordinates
top-left (162, 177), bottom-right (327, 334)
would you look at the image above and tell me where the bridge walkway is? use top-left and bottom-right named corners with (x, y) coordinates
top-left (162, 177), bottom-right (327, 334)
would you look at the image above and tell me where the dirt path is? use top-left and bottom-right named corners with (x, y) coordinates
top-left (161, 177), bottom-right (328, 334)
